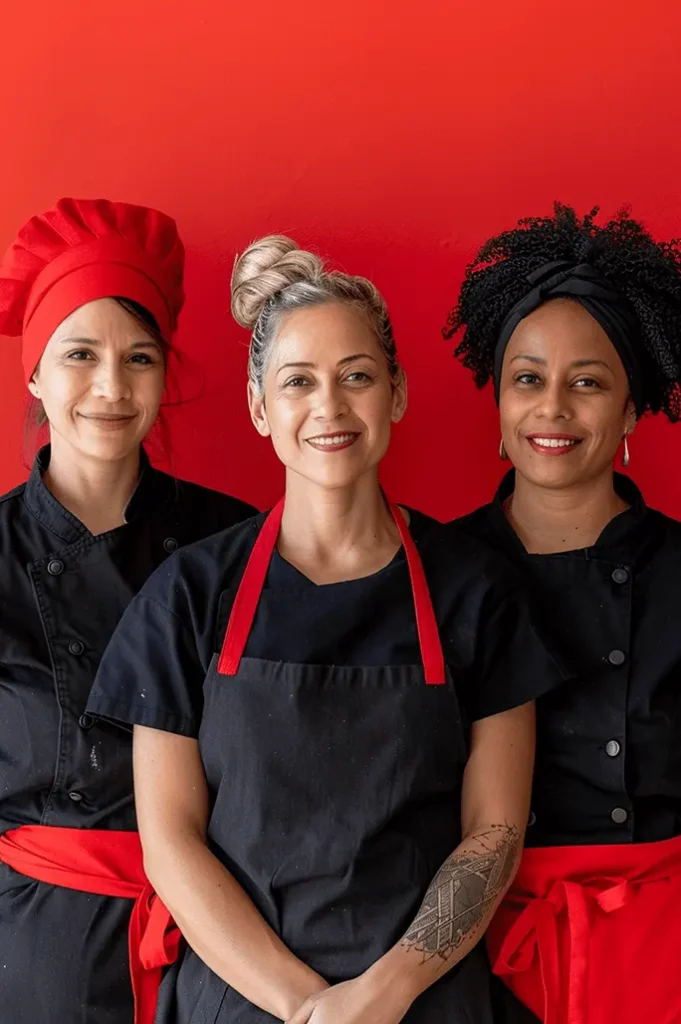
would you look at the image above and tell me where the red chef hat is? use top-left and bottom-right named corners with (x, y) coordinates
top-left (0, 197), bottom-right (185, 384)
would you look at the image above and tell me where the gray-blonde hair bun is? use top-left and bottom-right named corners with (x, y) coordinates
top-left (231, 234), bottom-right (400, 394)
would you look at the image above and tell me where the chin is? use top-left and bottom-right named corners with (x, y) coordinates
top-left (515, 459), bottom-right (589, 490)
top-left (74, 435), bottom-right (142, 464)
top-left (293, 461), bottom-right (369, 490)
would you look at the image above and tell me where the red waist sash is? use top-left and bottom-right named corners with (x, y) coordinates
top-left (487, 833), bottom-right (681, 1024)
top-left (0, 825), bottom-right (181, 1024)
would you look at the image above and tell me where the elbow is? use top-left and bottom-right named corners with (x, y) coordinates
top-left (139, 836), bottom-right (172, 896)
top-left (139, 821), bottom-right (206, 901)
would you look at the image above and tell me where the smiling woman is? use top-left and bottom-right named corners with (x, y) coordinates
top-left (447, 203), bottom-right (681, 1024)
top-left (28, 297), bottom-right (167, 474)
top-left (0, 198), bottom-right (255, 1024)
top-left (87, 234), bottom-right (564, 1023)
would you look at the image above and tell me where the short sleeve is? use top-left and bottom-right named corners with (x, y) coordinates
top-left (87, 593), bottom-right (205, 737)
top-left (467, 587), bottom-right (565, 722)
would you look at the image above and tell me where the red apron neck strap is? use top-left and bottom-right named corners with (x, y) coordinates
top-left (217, 498), bottom-right (445, 685)
top-left (217, 498), bottom-right (285, 676)
top-left (388, 502), bottom-right (445, 685)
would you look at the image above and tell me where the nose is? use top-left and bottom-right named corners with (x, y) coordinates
top-left (313, 379), bottom-right (349, 421)
top-left (90, 358), bottom-right (132, 403)
top-left (534, 377), bottom-right (573, 422)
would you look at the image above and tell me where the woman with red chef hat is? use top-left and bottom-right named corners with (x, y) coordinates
top-left (0, 197), bottom-right (255, 1023)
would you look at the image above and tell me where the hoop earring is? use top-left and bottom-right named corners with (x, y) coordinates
top-left (499, 439), bottom-right (508, 461)
top-left (622, 434), bottom-right (630, 468)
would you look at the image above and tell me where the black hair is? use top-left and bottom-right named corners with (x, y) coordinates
top-left (443, 203), bottom-right (681, 421)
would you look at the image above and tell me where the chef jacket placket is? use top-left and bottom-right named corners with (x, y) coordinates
top-left (29, 534), bottom-right (106, 819)
top-left (597, 553), bottom-right (634, 836)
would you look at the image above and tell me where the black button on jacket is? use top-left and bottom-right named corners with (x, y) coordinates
top-left (0, 444), bottom-right (255, 1023)
top-left (456, 472), bottom-right (681, 847)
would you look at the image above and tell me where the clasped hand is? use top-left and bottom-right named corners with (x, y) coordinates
top-left (286, 973), bottom-right (414, 1024)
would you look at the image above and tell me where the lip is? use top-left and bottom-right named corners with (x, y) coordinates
top-left (78, 414), bottom-right (136, 431)
top-left (526, 433), bottom-right (583, 457)
top-left (305, 431), bottom-right (360, 453)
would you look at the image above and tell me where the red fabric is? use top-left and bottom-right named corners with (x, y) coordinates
top-left (487, 834), bottom-right (681, 1024)
top-left (217, 499), bottom-right (445, 684)
top-left (0, 197), bottom-right (185, 382)
top-left (0, 824), bottom-right (181, 1024)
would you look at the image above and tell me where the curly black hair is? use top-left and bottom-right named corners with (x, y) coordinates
top-left (443, 203), bottom-right (681, 420)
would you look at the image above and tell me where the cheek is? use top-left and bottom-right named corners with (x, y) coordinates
top-left (354, 385), bottom-right (393, 428)
top-left (499, 393), bottom-right (525, 436)
top-left (134, 370), bottom-right (165, 412)
top-left (266, 396), bottom-right (308, 443)
top-left (36, 367), bottom-right (86, 414)
top-left (576, 396), bottom-right (625, 440)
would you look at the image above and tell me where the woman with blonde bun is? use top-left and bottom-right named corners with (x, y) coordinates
top-left (89, 236), bottom-right (560, 1023)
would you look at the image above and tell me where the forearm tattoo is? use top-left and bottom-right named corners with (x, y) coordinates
top-left (401, 824), bottom-right (520, 963)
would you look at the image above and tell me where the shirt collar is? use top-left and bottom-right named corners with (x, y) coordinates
top-left (489, 470), bottom-right (655, 564)
top-left (23, 444), bottom-right (156, 543)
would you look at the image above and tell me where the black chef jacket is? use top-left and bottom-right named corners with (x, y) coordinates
top-left (0, 444), bottom-right (255, 1024)
top-left (456, 471), bottom-right (681, 848)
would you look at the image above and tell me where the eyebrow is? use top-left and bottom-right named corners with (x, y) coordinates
top-left (276, 353), bottom-right (378, 373)
top-left (57, 337), bottom-right (159, 349)
top-left (510, 354), bottom-right (611, 370)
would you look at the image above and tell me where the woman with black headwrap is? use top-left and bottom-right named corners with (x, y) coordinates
top-left (444, 204), bottom-right (681, 1024)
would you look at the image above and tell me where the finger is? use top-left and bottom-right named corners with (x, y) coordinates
top-left (286, 1002), bottom-right (315, 1024)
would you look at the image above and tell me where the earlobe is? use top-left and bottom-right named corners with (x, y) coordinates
top-left (391, 371), bottom-right (408, 423)
top-left (247, 382), bottom-right (272, 438)
top-left (27, 378), bottom-right (40, 400)
top-left (625, 399), bottom-right (637, 436)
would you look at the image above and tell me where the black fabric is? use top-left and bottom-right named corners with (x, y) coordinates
top-left (163, 657), bottom-right (488, 1023)
top-left (90, 508), bottom-right (561, 1024)
top-left (88, 508), bottom-right (563, 737)
top-left (456, 471), bottom-right (681, 847)
top-left (493, 261), bottom-right (645, 415)
top-left (0, 445), bottom-right (255, 1024)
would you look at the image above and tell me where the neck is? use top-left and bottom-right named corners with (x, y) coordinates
top-left (278, 470), bottom-right (402, 585)
top-left (507, 468), bottom-right (628, 554)
top-left (42, 434), bottom-right (142, 536)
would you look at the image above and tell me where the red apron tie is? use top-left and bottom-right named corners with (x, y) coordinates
top-left (0, 825), bottom-right (181, 1024)
top-left (218, 498), bottom-right (445, 684)
top-left (490, 838), bottom-right (681, 1024)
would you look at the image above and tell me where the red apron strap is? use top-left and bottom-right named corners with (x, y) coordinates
top-left (217, 499), bottom-right (445, 684)
top-left (217, 499), bottom-right (284, 676)
top-left (389, 501), bottom-right (445, 685)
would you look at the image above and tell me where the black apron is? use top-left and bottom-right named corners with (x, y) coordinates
top-left (157, 498), bottom-right (496, 1023)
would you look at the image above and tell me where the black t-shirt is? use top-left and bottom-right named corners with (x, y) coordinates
top-left (88, 507), bottom-right (562, 735)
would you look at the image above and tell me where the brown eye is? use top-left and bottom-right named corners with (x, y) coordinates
top-left (515, 372), bottom-right (540, 385)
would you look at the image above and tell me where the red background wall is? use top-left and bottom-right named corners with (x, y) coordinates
top-left (1, 1), bottom-right (680, 519)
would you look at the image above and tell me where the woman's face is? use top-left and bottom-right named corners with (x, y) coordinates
top-left (28, 298), bottom-right (166, 463)
top-left (249, 301), bottom-right (406, 490)
top-left (498, 298), bottom-right (636, 490)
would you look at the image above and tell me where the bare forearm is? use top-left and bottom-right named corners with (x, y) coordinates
top-left (145, 835), bottom-right (326, 1020)
top-left (367, 822), bottom-right (522, 1003)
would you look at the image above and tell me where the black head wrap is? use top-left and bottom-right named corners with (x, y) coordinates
top-left (493, 260), bottom-right (645, 416)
